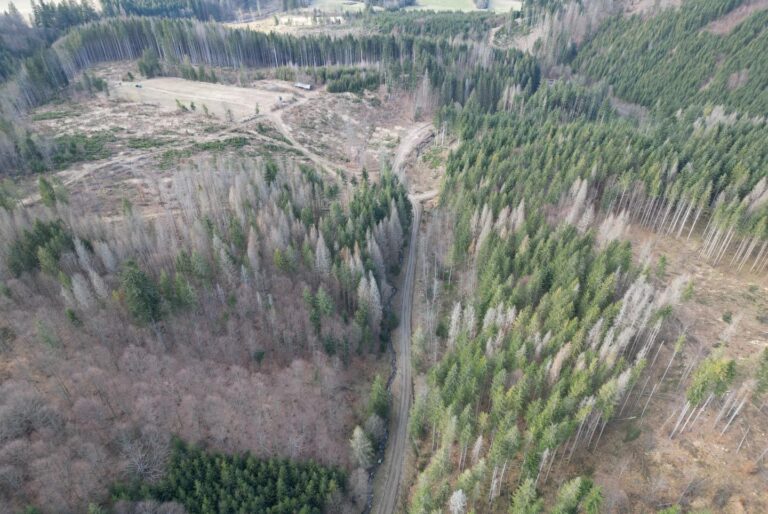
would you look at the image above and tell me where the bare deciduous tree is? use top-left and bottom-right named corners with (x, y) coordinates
top-left (118, 428), bottom-right (170, 484)
top-left (350, 426), bottom-right (373, 469)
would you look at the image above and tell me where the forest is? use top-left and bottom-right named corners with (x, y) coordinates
top-left (0, 153), bottom-right (410, 511)
top-left (397, 0), bottom-right (768, 511)
top-left (406, 84), bottom-right (645, 512)
top-left (435, 79), bottom-right (768, 275)
top-left (0, 0), bottom-right (767, 512)
top-left (100, 0), bottom-right (256, 21)
top-left (0, 0), bottom-right (102, 83)
top-left (573, 0), bottom-right (768, 115)
top-left (323, 68), bottom-right (382, 94)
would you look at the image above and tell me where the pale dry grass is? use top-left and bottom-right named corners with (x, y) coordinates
top-left (623, 0), bottom-right (683, 17)
top-left (574, 223), bottom-right (768, 513)
top-left (112, 77), bottom-right (313, 122)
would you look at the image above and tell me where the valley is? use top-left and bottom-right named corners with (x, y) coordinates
top-left (1, 1), bottom-right (768, 513)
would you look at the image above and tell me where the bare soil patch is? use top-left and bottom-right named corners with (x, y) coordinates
top-left (623, 0), bottom-right (682, 17)
top-left (705, 0), bottom-right (768, 35)
top-left (27, 95), bottom-right (301, 219)
top-left (610, 93), bottom-right (650, 121)
top-left (396, 124), bottom-right (449, 199)
top-left (112, 76), bottom-right (313, 121)
top-left (25, 71), bottom-right (428, 220)
top-left (280, 88), bottom-right (426, 179)
top-left (727, 68), bottom-right (750, 90)
top-left (628, 225), bottom-right (768, 364)
top-left (511, 22), bottom-right (547, 53)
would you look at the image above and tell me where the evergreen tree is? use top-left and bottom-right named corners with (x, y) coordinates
top-left (38, 177), bottom-right (56, 208)
top-left (510, 478), bottom-right (542, 514)
top-left (119, 261), bottom-right (162, 323)
top-left (756, 348), bottom-right (768, 397)
top-left (368, 374), bottom-right (389, 420)
top-left (137, 47), bottom-right (161, 78)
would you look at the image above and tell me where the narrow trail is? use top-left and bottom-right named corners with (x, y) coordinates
top-left (372, 199), bottom-right (420, 514)
top-left (264, 109), bottom-right (340, 175)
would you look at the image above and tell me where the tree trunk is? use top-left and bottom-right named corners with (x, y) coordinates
top-left (666, 199), bottom-right (683, 235)
top-left (640, 382), bottom-right (658, 419)
top-left (750, 240), bottom-right (768, 272)
top-left (669, 401), bottom-right (690, 438)
top-left (688, 206), bottom-right (706, 241)
top-left (629, 375), bottom-right (652, 413)
top-left (721, 395), bottom-right (747, 435)
top-left (737, 236), bottom-right (759, 271)
top-left (687, 393), bottom-right (714, 432)
top-left (713, 227), bottom-right (736, 265)
top-left (676, 200), bottom-right (694, 238)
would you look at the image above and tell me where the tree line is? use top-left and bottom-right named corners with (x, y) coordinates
top-left (0, 0), bottom-right (100, 83)
top-left (100, 0), bottom-right (251, 21)
top-left (363, 0), bottom-right (415, 9)
top-left (324, 68), bottom-right (381, 94)
top-left (0, 16), bottom-right (538, 112)
top-left (32, 0), bottom-right (100, 41)
top-left (438, 78), bottom-right (768, 274)
top-left (364, 10), bottom-right (501, 41)
top-left (0, 6), bottom-right (50, 83)
top-left (112, 438), bottom-right (346, 514)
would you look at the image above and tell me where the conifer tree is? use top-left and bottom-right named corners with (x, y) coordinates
top-left (120, 261), bottom-right (162, 324)
top-left (368, 374), bottom-right (389, 420)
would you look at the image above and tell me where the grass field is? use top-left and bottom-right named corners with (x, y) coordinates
top-left (112, 77), bottom-right (312, 121)
top-left (310, 0), bottom-right (370, 12)
top-left (489, 0), bottom-right (522, 12)
top-left (406, 0), bottom-right (521, 12)
top-left (406, 0), bottom-right (474, 11)
top-left (305, 0), bottom-right (520, 13)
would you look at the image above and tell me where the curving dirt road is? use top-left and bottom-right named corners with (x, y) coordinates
top-left (370, 119), bottom-right (438, 514)
top-left (392, 123), bottom-right (433, 177)
top-left (372, 198), bottom-right (420, 514)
